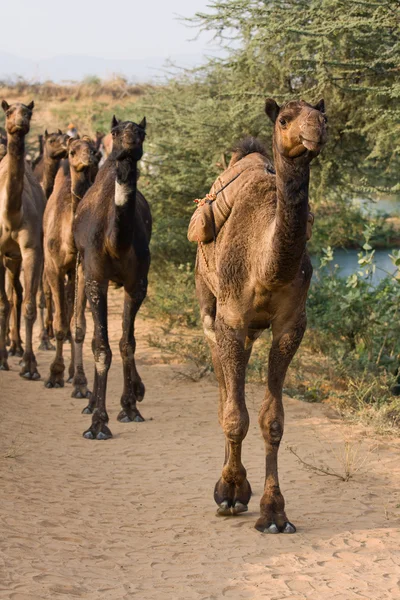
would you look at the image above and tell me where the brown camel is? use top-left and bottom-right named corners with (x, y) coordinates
top-left (43, 136), bottom-right (97, 397)
top-left (192, 99), bottom-right (327, 533)
top-left (0, 100), bottom-right (45, 377)
top-left (74, 115), bottom-right (151, 439)
top-left (33, 129), bottom-right (69, 349)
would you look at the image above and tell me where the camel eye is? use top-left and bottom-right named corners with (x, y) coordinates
top-left (70, 150), bottom-right (75, 157)
top-left (323, 115), bottom-right (328, 123)
top-left (279, 117), bottom-right (287, 127)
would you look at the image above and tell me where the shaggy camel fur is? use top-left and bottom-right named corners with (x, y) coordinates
top-left (0, 100), bottom-right (45, 377)
top-left (33, 129), bottom-right (69, 349)
top-left (193, 99), bottom-right (327, 533)
top-left (43, 137), bottom-right (97, 397)
top-left (74, 115), bottom-right (151, 440)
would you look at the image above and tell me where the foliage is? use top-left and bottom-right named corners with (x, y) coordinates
top-left (129, 0), bottom-right (400, 266)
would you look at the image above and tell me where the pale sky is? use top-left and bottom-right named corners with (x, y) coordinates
top-left (1, 0), bottom-right (218, 61)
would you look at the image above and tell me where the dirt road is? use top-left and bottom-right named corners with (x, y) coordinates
top-left (1, 288), bottom-right (400, 599)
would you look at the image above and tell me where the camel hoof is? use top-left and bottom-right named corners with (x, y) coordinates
top-left (38, 340), bottom-right (55, 351)
top-left (9, 344), bottom-right (24, 357)
top-left (283, 522), bottom-right (296, 534)
top-left (20, 370), bottom-right (41, 380)
top-left (83, 426), bottom-right (112, 440)
top-left (72, 388), bottom-right (91, 399)
top-left (117, 409), bottom-right (144, 423)
top-left (0, 363), bottom-right (10, 371)
top-left (231, 502), bottom-right (248, 515)
top-left (44, 378), bottom-right (64, 389)
top-left (216, 501), bottom-right (231, 516)
top-left (265, 523), bottom-right (279, 534)
top-left (66, 376), bottom-right (73, 384)
top-left (82, 405), bottom-right (94, 414)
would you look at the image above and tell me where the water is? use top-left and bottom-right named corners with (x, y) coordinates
top-left (315, 249), bottom-right (398, 285)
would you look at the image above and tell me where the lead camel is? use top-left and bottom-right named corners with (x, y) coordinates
top-left (193, 99), bottom-right (327, 533)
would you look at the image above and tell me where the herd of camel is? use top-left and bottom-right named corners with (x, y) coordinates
top-left (0, 97), bottom-right (328, 534)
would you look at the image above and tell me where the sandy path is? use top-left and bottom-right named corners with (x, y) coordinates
top-left (1, 288), bottom-right (400, 600)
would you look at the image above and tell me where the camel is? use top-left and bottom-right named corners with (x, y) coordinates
top-left (33, 129), bottom-right (69, 200)
top-left (74, 115), bottom-right (151, 439)
top-left (192, 98), bottom-right (327, 533)
top-left (33, 129), bottom-right (69, 349)
top-left (0, 100), bottom-right (45, 377)
top-left (43, 136), bottom-right (97, 397)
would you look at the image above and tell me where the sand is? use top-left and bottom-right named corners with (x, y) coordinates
top-left (1, 288), bottom-right (400, 599)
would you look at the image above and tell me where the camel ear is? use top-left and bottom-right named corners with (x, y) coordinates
top-left (138, 117), bottom-right (146, 131)
top-left (58, 128), bottom-right (62, 135)
top-left (45, 130), bottom-right (49, 139)
top-left (67, 137), bottom-right (74, 149)
top-left (2, 100), bottom-right (10, 112)
top-left (27, 101), bottom-right (34, 110)
top-left (81, 135), bottom-right (92, 143)
top-left (111, 115), bottom-right (119, 129)
top-left (265, 99), bottom-right (280, 123)
top-left (314, 99), bottom-right (325, 114)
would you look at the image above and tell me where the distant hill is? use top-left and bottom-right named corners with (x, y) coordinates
top-left (0, 51), bottom-right (212, 83)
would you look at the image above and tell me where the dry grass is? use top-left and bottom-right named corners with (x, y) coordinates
top-left (287, 428), bottom-right (377, 482)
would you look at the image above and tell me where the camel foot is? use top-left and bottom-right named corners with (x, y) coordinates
top-left (214, 477), bottom-right (252, 516)
top-left (83, 424), bottom-right (112, 440)
top-left (0, 350), bottom-right (9, 371)
top-left (19, 353), bottom-right (40, 380)
top-left (254, 518), bottom-right (296, 534)
top-left (9, 341), bottom-right (24, 357)
top-left (38, 335), bottom-right (56, 351)
top-left (44, 373), bottom-right (65, 388)
top-left (82, 404), bottom-right (94, 414)
top-left (117, 408), bottom-right (145, 423)
top-left (72, 386), bottom-right (91, 399)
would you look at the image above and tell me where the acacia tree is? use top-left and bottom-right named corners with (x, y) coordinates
top-left (137, 0), bottom-right (400, 265)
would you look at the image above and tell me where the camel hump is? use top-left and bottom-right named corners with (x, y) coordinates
top-left (229, 136), bottom-right (269, 167)
top-left (188, 150), bottom-right (273, 244)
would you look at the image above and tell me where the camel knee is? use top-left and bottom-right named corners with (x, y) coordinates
top-left (222, 406), bottom-right (249, 442)
top-left (74, 326), bottom-right (86, 345)
top-left (23, 299), bottom-right (37, 321)
top-left (259, 412), bottom-right (284, 446)
top-left (94, 346), bottom-right (112, 375)
top-left (119, 337), bottom-right (135, 360)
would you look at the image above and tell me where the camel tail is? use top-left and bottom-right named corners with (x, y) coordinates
top-left (229, 136), bottom-right (269, 167)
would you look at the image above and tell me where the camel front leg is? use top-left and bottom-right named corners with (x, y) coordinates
top-left (71, 262), bottom-right (91, 399)
top-left (255, 312), bottom-right (306, 534)
top-left (213, 314), bottom-right (252, 516)
top-left (20, 248), bottom-right (41, 380)
top-left (4, 257), bottom-right (23, 357)
top-left (117, 278), bottom-right (148, 424)
top-left (0, 260), bottom-right (10, 370)
top-left (38, 273), bottom-right (55, 351)
top-left (83, 278), bottom-right (112, 440)
top-left (45, 271), bottom-right (68, 388)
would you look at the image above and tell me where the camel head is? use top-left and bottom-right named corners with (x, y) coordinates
top-left (2, 100), bottom-right (34, 135)
top-left (110, 115), bottom-right (146, 161)
top-left (67, 136), bottom-right (97, 173)
top-left (44, 129), bottom-right (69, 159)
top-left (265, 99), bottom-right (327, 160)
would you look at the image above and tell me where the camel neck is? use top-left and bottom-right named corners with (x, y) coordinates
top-left (267, 143), bottom-right (310, 284)
top-left (70, 169), bottom-right (91, 213)
top-left (42, 149), bottom-right (62, 200)
top-left (112, 157), bottom-right (138, 249)
top-left (5, 133), bottom-right (25, 217)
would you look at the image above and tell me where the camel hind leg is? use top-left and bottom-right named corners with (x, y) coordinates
top-left (117, 276), bottom-right (148, 423)
top-left (71, 262), bottom-right (91, 399)
top-left (38, 273), bottom-right (55, 351)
